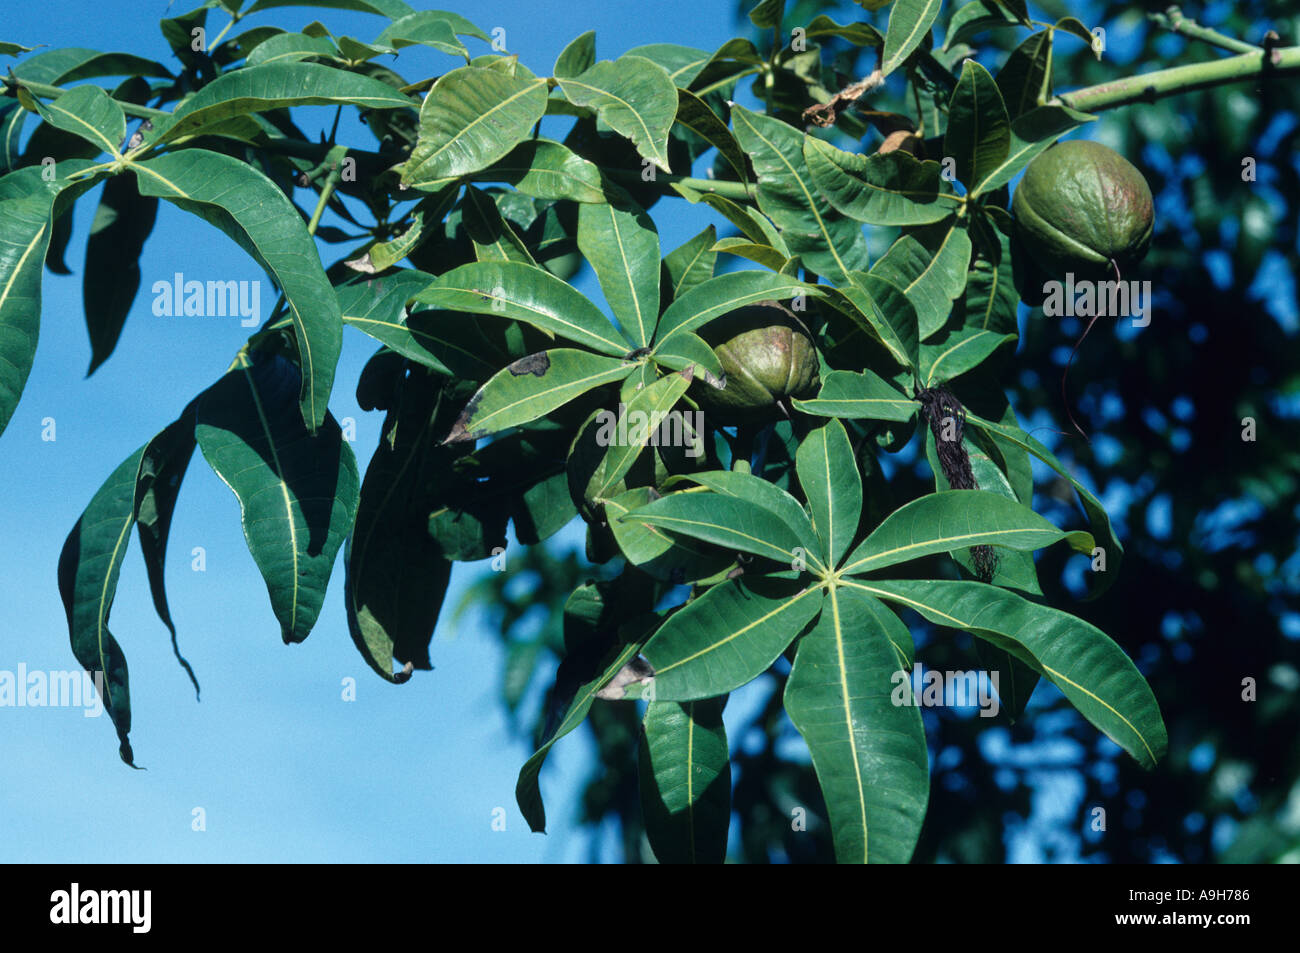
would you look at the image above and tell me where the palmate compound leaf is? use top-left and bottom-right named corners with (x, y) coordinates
top-left (196, 355), bottom-right (360, 645)
top-left (844, 579), bottom-right (1168, 768)
top-left (638, 697), bottom-right (731, 864)
top-left (345, 368), bottom-right (453, 682)
top-left (133, 149), bottom-right (343, 432)
top-left (784, 585), bottom-right (927, 863)
top-left (841, 489), bottom-right (1093, 575)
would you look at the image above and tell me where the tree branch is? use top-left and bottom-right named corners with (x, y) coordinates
top-left (1054, 44), bottom-right (1299, 113)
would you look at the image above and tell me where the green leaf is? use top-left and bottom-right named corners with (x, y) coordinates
top-left (643, 578), bottom-right (822, 699)
top-left (134, 149), bottom-right (343, 430)
top-left (748, 0), bottom-right (785, 28)
top-left (444, 349), bottom-right (631, 443)
top-left (653, 269), bottom-right (819, 344)
top-left (820, 272), bottom-right (920, 371)
top-left (661, 224), bottom-right (716, 304)
top-left (674, 88), bottom-right (748, 183)
top-left (1056, 16), bottom-right (1102, 59)
top-left (639, 698), bottom-right (731, 863)
top-left (667, 469), bottom-right (821, 561)
top-left (58, 444), bottom-right (146, 765)
top-left (796, 419), bottom-right (861, 567)
top-left (943, 0), bottom-right (1023, 51)
top-left (401, 67), bottom-right (547, 186)
top-left (944, 59), bottom-right (1009, 191)
top-left (196, 356), bottom-right (360, 644)
top-left (577, 194), bottom-right (660, 348)
top-left (414, 139), bottom-right (607, 203)
top-left (794, 369), bottom-right (918, 422)
top-left (245, 31), bottom-right (340, 66)
top-left (133, 405), bottom-right (201, 697)
top-left (554, 30), bottom-right (596, 78)
top-left (605, 488), bottom-right (732, 582)
top-left (517, 616), bottom-right (652, 831)
top-left (346, 371), bottom-right (452, 682)
top-left (806, 14), bottom-right (884, 46)
top-left (245, 0), bottom-right (416, 18)
top-left (366, 186), bottom-right (459, 272)
top-left (557, 56), bottom-right (677, 172)
top-left (995, 29), bottom-right (1053, 121)
top-left (805, 136), bottom-right (958, 226)
top-left (784, 586), bottom-right (928, 863)
top-left (882, 0), bottom-right (944, 77)
top-left (413, 260), bottom-right (629, 356)
top-left (83, 173), bottom-right (158, 375)
top-left (461, 184), bottom-right (535, 264)
top-left (587, 371), bottom-right (692, 499)
top-left (695, 193), bottom-right (788, 253)
top-left (960, 212), bottom-right (1017, 332)
top-left (0, 193), bottom-right (58, 438)
top-left (624, 490), bottom-right (809, 566)
top-left (921, 326), bottom-right (1015, 385)
top-left (963, 411), bottom-right (1122, 595)
top-left (624, 43), bottom-right (712, 88)
top-left (842, 489), bottom-right (1091, 574)
top-left (870, 223), bottom-right (972, 339)
top-left (848, 578), bottom-right (1167, 768)
top-left (150, 63), bottom-right (414, 145)
top-left (730, 105), bottom-right (868, 283)
top-left (0, 42), bottom-right (37, 57)
top-left (34, 85), bottom-right (126, 157)
top-left (644, 330), bottom-right (723, 385)
top-left (375, 12), bottom-right (472, 56)
top-left (970, 103), bottom-right (1095, 197)
top-left (10, 47), bottom-right (172, 84)
top-left (0, 161), bottom-right (100, 437)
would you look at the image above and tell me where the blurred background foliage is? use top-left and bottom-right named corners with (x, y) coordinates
top-left (463, 0), bottom-right (1300, 862)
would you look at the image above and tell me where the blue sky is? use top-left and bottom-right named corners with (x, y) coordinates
top-left (0, 0), bottom-right (750, 863)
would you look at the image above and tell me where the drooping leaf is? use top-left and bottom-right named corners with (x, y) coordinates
top-left (83, 173), bottom-right (158, 375)
top-left (133, 403), bottom-right (201, 697)
top-left (346, 369), bottom-right (453, 682)
top-left (848, 578), bottom-right (1167, 768)
top-left (730, 104), bottom-right (868, 283)
top-left (58, 445), bottom-right (146, 766)
top-left (556, 55), bottom-right (677, 172)
top-left (784, 586), bottom-right (928, 863)
top-left (134, 149), bottom-right (343, 430)
top-left (674, 88), bottom-right (748, 183)
top-left (639, 697), bottom-right (731, 862)
top-left (195, 355), bottom-right (360, 644)
top-left (643, 578), bottom-right (823, 700)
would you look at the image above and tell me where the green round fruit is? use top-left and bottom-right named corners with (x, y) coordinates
top-left (1011, 140), bottom-right (1154, 280)
top-left (693, 301), bottom-right (820, 424)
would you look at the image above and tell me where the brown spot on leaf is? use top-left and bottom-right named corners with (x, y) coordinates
top-left (508, 352), bottom-right (551, 377)
top-left (442, 392), bottom-right (485, 444)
